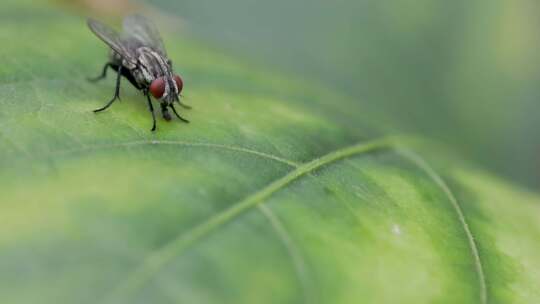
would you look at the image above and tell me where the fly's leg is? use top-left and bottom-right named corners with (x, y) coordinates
top-left (170, 103), bottom-right (190, 123)
top-left (160, 103), bottom-right (172, 121)
top-left (146, 93), bottom-right (157, 131)
top-left (178, 100), bottom-right (192, 110)
top-left (175, 95), bottom-right (192, 109)
top-left (88, 63), bottom-right (114, 82)
top-left (94, 66), bottom-right (122, 113)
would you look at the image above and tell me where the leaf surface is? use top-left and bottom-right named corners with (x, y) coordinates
top-left (0, 1), bottom-right (539, 304)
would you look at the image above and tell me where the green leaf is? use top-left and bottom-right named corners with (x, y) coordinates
top-left (1, 1), bottom-right (539, 304)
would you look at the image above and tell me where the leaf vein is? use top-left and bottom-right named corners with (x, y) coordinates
top-left (52, 139), bottom-right (299, 167)
top-left (258, 204), bottom-right (317, 304)
top-left (396, 148), bottom-right (487, 304)
top-left (102, 137), bottom-right (392, 303)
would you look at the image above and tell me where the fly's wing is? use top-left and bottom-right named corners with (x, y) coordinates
top-left (87, 18), bottom-right (137, 65)
top-left (122, 14), bottom-right (168, 58)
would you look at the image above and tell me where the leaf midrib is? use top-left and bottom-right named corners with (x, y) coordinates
top-left (101, 138), bottom-right (393, 303)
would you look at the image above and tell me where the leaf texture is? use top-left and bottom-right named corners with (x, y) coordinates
top-left (0, 1), bottom-right (539, 304)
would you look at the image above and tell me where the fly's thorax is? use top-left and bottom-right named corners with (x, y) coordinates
top-left (136, 47), bottom-right (171, 82)
top-left (136, 47), bottom-right (180, 103)
top-left (131, 68), bottom-right (146, 88)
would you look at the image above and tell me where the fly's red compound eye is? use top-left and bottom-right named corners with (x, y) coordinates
top-left (149, 77), bottom-right (166, 98)
top-left (174, 75), bottom-right (183, 93)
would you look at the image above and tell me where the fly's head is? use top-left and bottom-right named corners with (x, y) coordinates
top-left (149, 74), bottom-right (183, 106)
top-left (137, 47), bottom-right (183, 107)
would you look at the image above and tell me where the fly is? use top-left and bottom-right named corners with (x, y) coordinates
top-left (87, 14), bottom-right (191, 131)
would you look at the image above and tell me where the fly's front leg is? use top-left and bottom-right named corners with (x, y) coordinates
top-left (177, 100), bottom-right (192, 110)
top-left (94, 66), bottom-right (123, 113)
top-left (146, 92), bottom-right (157, 131)
top-left (88, 63), bottom-right (114, 82)
top-left (170, 103), bottom-right (190, 123)
top-left (175, 95), bottom-right (192, 109)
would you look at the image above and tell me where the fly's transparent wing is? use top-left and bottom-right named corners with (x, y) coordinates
top-left (122, 14), bottom-right (168, 57)
top-left (87, 18), bottom-right (137, 64)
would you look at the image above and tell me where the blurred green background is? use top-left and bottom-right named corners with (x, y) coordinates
top-left (141, 0), bottom-right (540, 188)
